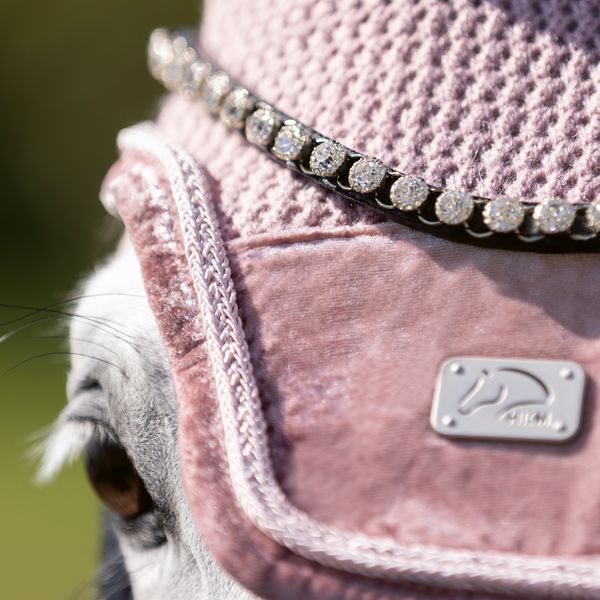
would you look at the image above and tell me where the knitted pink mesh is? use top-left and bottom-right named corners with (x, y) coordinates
top-left (157, 0), bottom-right (600, 241)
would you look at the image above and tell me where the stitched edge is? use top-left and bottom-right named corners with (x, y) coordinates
top-left (225, 222), bottom-right (428, 254)
top-left (110, 123), bottom-right (600, 598)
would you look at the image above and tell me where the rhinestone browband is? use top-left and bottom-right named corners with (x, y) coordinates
top-left (147, 29), bottom-right (600, 252)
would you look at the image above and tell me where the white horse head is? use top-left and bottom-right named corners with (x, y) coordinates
top-left (39, 238), bottom-right (257, 600)
top-left (457, 367), bottom-right (553, 418)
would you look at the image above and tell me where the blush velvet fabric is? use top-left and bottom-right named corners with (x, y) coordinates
top-left (106, 151), bottom-right (600, 599)
top-left (103, 0), bottom-right (600, 598)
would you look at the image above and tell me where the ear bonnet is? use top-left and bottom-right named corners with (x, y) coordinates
top-left (101, 1), bottom-right (600, 597)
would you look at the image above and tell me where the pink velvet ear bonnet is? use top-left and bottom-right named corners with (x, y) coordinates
top-left (101, 1), bottom-right (600, 598)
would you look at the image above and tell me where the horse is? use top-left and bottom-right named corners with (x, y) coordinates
top-left (39, 237), bottom-right (258, 599)
top-left (32, 0), bottom-right (600, 597)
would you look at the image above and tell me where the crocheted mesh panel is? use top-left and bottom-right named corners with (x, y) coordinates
top-left (157, 0), bottom-right (600, 241)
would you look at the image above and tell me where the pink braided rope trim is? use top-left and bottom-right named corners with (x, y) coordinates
top-left (112, 123), bottom-right (600, 598)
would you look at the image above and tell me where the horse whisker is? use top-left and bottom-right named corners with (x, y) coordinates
top-left (3, 352), bottom-right (128, 378)
top-left (0, 314), bottom-right (140, 353)
top-left (29, 334), bottom-right (119, 356)
top-left (0, 293), bottom-right (147, 329)
top-left (69, 545), bottom-right (161, 600)
top-left (0, 303), bottom-right (138, 340)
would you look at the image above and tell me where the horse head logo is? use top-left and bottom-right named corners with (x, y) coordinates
top-left (457, 368), bottom-right (553, 418)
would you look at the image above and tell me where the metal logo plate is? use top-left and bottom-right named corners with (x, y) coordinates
top-left (431, 357), bottom-right (586, 443)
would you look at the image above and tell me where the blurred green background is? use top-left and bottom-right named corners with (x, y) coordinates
top-left (1, 1), bottom-right (198, 597)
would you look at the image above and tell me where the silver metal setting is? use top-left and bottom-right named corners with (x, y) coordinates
top-left (348, 157), bottom-right (387, 194)
top-left (273, 122), bottom-right (309, 161)
top-left (309, 141), bottom-right (346, 177)
top-left (147, 29), bottom-right (600, 252)
top-left (435, 190), bottom-right (474, 225)
top-left (431, 356), bottom-right (586, 443)
top-left (389, 174), bottom-right (429, 211)
top-left (202, 72), bottom-right (231, 114)
top-left (220, 87), bottom-right (254, 129)
top-left (586, 198), bottom-right (600, 233)
top-left (246, 106), bottom-right (279, 146)
top-left (483, 196), bottom-right (526, 233)
top-left (533, 198), bottom-right (577, 234)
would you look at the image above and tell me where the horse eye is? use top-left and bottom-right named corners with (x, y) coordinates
top-left (84, 437), bottom-right (154, 519)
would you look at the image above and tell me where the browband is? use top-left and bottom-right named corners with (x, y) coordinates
top-left (147, 28), bottom-right (600, 253)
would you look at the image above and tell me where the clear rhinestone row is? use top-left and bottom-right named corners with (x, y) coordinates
top-left (148, 29), bottom-right (600, 240)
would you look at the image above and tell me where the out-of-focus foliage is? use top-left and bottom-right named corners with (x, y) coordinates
top-left (0, 1), bottom-right (198, 597)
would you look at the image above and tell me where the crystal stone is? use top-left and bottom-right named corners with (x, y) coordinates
top-left (389, 175), bottom-right (430, 211)
top-left (246, 107), bottom-right (279, 146)
top-left (273, 123), bottom-right (309, 161)
top-left (147, 29), bottom-right (171, 79)
top-left (160, 36), bottom-right (195, 91)
top-left (180, 61), bottom-right (211, 97)
top-left (220, 87), bottom-right (253, 129)
top-left (202, 72), bottom-right (231, 114)
top-left (586, 200), bottom-right (600, 233)
top-left (482, 196), bottom-right (525, 233)
top-left (435, 190), bottom-right (475, 225)
top-left (533, 198), bottom-right (576, 234)
top-left (348, 157), bottom-right (387, 193)
top-left (309, 141), bottom-right (346, 177)
top-left (149, 28), bottom-right (169, 51)
top-left (161, 59), bottom-right (184, 91)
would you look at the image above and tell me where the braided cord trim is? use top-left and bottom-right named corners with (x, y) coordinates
top-left (113, 123), bottom-right (600, 598)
